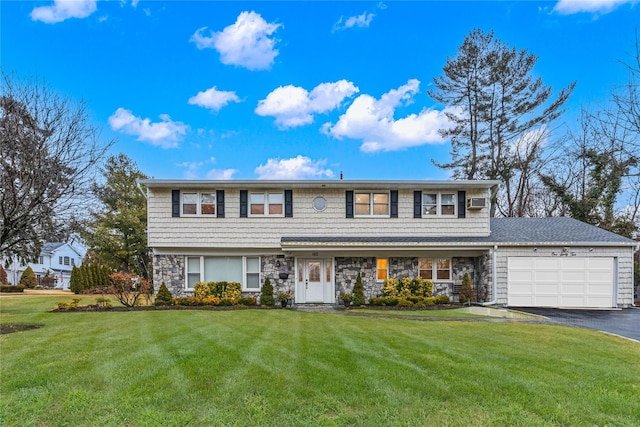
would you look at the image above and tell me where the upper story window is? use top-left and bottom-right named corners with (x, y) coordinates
top-left (182, 192), bottom-right (216, 216)
top-left (355, 192), bottom-right (389, 217)
top-left (58, 256), bottom-right (62, 265)
top-left (250, 192), bottom-right (283, 216)
top-left (38, 256), bottom-right (44, 265)
top-left (422, 192), bottom-right (456, 217)
top-left (64, 256), bottom-right (70, 266)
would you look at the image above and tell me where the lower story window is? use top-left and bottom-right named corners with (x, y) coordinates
top-left (185, 256), bottom-right (260, 291)
top-left (419, 258), bottom-right (451, 281)
top-left (377, 258), bottom-right (388, 281)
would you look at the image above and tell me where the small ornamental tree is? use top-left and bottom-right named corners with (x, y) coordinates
top-left (0, 264), bottom-right (8, 284)
top-left (260, 278), bottom-right (275, 306)
top-left (19, 266), bottom-right (37, 288)
top-left (459, 272), bottom-right (475, 305)
top-left (154, 282), bottom-right (174, 306)
top-left (110, 272), bottom-right (151, 307)
top-left (352, 272), bottom-right (365, 306)
top-left (41, 271), bottom-right (56, 288)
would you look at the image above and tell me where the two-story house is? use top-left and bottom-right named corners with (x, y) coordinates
top-left (5, 241), bottom-right (86, 289)
top-left (139, 179), bottom-right (637, 308)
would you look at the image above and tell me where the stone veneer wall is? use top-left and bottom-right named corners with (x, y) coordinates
top-left (334, 257), bottom-right (378, 299)
top-left (260, 255), bottom-right (295, 297)
top-left (153, 255), bottom-right (185, 296)
top-left (389, 257), bottom-right (418, 279)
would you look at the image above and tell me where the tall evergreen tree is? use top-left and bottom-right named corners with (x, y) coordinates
top-left (429, 29), bottom-right (575, 216)
top-left (83, 154), bottom-right (150, 278)
top-left (19, 266), bottom-right (37, 288)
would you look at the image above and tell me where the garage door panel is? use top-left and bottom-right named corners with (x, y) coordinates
top-left (508, 257), bottom-right (613, 308)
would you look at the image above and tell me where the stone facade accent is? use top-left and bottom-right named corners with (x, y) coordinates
top-left (389, 257), bottom-right (418, 278)
top-left (334, 257), bottom-right (378, 299)
top-left (260, 255), bottom-right (295, 297)
top-left (153, 255), bottom-right (185, 296)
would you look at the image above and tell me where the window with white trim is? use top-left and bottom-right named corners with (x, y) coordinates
top-left (377, 258), bottom-right (388, 281)
top-left (355, 192), bottom-right (389, 216)
top-left (182, 192), bottom-right (216, 216)
top-left (38, 256), bottom-right (44, 265)
top-left (422, 193), bottom-right (456, 217)
top-left (419, 258), bottom-right (451, 281)
top-left (185, 256), bottom-right (261, 291)
top-left (250, 192), bottom-right (283, 216)
top-left (64, 256), bottom-right (70, 266)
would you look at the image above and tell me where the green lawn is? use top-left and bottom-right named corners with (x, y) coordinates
top-left (1, 296), bottom-right (639, 426)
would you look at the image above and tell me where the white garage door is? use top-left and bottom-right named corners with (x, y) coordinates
top-left (508, 257), bottom-right (614, 308)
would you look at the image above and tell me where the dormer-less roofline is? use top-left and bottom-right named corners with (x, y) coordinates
top-left (137, 179), bottom-right (501, 190)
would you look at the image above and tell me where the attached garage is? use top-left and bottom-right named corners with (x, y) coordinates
top-left (507, 257), bottom-right (615, 308)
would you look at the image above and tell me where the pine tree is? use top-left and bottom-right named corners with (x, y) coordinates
top-left (19, 266), bottom-right (37, 288)
top-left (260, 278), bottom-right (275, 306)
top-left (459, 273), bottom-right (475, 305)
top-left (70, 266), bottom-right (80, 293)
top-left (352, 272), bottom-right (365, 306)
top-left (154, 282), bottom-right (174, 306)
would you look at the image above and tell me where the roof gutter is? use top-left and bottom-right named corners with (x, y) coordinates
top-left (136, 179), bottom-right (148, 200)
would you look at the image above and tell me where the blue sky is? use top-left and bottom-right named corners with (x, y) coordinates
top-left (3, 0), bottom-right (639, 180)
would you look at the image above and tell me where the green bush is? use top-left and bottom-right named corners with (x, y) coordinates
top-left (382, 277), bottom-right (433, 298)
top-left (19, 267), bottom-right (37, 289)
top-left (0, 284), bottom-right (24, 293)
top-left (434, 295), bottom-right (450, 305)
top-left (237, 296), bottom-right (257, 306)
top-left (260, 278), bottom-right (275, 306)
top-left (368, 297), bottom-right (385, 306)
top-left (154, 282), bottom-right (174, 306)
top-left (397, 299), bottom-right (414, 307)
top-left (352, 272), bottom-right (365, 306)
top-left (459, 273), bottom-right (475, 305)
top-left (193, 281), bottom-right (241, 299)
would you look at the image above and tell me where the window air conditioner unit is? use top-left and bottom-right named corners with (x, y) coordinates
top-left (467, 197), bottom-right (486, 209)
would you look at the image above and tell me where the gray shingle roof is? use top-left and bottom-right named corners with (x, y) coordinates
top-left (281, 217), bottom-right (636, 247)
top-left (41, 242), bottom-right (66, 253)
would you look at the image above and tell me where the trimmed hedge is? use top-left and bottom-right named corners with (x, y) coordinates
top-left (0, 285), bottom-right (25, 293)
top-left (369, 295), bottom-right (450, 307)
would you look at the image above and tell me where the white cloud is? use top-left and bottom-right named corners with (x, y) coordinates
top-left (255, 80), bottom-right (359, 128)
top-left (188, 86), bottom-right (241, 111)
top-left (206, 168), bottom-right (238, 180)
top-left (333, 11), bottom-right (375, 31)
top-left (109, 108), bottom-right (188, 149)
top-left (177, 161), bottom-right (204, 179)
top-left (553, 0), bottom-right (633, 14)
top-left (323, 79), bottom-right (453, 152)
top-left (190, 11), bottom-right (281, 71)
top-left (254, 155), bottom-right (334, 179)
top-left (511, 127), bottom-right (549, 158)
top-left (31, 0), bottom-right (97, 23)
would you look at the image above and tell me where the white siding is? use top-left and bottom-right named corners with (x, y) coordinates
top-left (147, 187), bottom-right (491, 248)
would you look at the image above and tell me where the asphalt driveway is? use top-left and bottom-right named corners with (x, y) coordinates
top-left (512, 307), bottom-right (640, 341)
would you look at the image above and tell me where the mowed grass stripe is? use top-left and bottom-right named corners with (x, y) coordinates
top-left (1, 296), bottom-right (639, 426)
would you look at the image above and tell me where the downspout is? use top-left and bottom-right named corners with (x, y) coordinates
top-left (480, 244), bottom-right (498, 306)
top-left (136, 179), bottom-right (148, 200)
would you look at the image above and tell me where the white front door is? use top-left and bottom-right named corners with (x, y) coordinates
top-left (296, 259), bottom-right (333, 303)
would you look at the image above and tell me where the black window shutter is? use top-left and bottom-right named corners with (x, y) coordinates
top-left (390, 190), bottom-right (398, 218)
top-left (172, 190), bottom-right (180, 217)
top-left (240, 190), bottom-right (248, 218)
top-left (216, 190), bottom-right (225, 218)
top-left (284, 190), bottom-right (293, 217)
top-left (346, 191), bottom-right (354, 218)
top-left (413, 191), bottom-right (422, 218)
top-left (458, 191), bottom-right (466, 218)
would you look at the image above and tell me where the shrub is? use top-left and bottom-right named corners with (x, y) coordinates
top-left (41, 271), bottom-right (57, 288)
top-left (218, 298), bottom-right (235, 306)
top-left (110, 272), bottom-right (151, 307)
top-left (237, 296), bottom-right (257, 306)
top-left (154, 282), bottom-right (174, 306)
top-left (434, 295), bottom-right (450, 305)
top-left (202, 297), bottom-right (221, 306)
top-left (194, 281), bottom-right (241, 299)
top-left (0, 264), bottom-right (8, 285)
top-left (19, 266), bottom-right (37, 289)
top-left (57, 298), bottom-right (80, 310)
top-left (260, 278), bottom-right (275, 306)
top-left (95, 296), bottom-right (112, 308)
top-left (382, 277), bottom-right (433, 298)
top-left (193, 281), bottom-right (209, 298)
top-left (352, 272), bottom-right (365, 306)
top-left (0, 284), bottom-right (24, 293)
top-left (368, 297), bottom-right (385, 306)
top-left (382, 296), bottom-right (399, 306)
top-left (221, 282), bottom-right (241, 300)
top-left (397, 299), bottom-right (415, 307)
top-left (459, 273), bottom-right (475, 305)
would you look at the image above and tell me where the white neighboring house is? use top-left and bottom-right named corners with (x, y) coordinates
top-left (6, 241), bottom-right (87, 289)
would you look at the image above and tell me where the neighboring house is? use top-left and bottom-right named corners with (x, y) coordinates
top-left (5, 241), bottom-right (87, 289)
top-left (139, 179), bottom-right (638, 308)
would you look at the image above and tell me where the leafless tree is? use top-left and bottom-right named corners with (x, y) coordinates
top-left (0, 73), bottom-right (113, 263)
